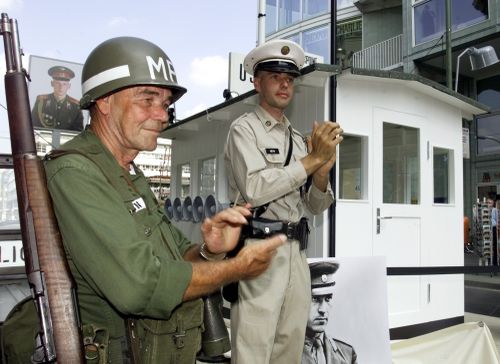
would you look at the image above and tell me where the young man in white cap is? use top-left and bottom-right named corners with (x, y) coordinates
top-left (303, 261), bottom-right (357, 364)
top-left (224, 39), bottom-right (343, 363)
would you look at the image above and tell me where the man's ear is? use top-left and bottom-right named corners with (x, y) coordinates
top-left (253, 75), bottom-right (261, 93)
top-left (95, 96), bottom-right (111, 115)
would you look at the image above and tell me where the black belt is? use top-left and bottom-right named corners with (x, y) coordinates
top-left (244, 216), bottom-right (310, 250)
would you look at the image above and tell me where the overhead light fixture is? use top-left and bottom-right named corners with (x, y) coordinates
top-left (455, 46), bottom-right (499, 92)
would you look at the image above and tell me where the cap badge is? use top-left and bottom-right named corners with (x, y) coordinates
top-left (281, 46), bottom-right (290, 55)
top-left (321, 274), bottom-right (328, 283)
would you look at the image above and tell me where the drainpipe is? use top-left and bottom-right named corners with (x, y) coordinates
top-left (329, 0), bottom-right (337, 257)
top-left (257, 0), bottom-right (266, 46)
top-left (445, 0), bottom-right (452, 89)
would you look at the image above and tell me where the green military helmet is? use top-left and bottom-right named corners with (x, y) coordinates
top-left (80, 36), bottom-right (187, 109)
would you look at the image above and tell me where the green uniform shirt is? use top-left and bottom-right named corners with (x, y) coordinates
top-left (44, 130), bottom-right (200, 361)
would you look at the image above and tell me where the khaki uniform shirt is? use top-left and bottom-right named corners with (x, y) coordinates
top-left (224, 105), bottom-right (334, 222)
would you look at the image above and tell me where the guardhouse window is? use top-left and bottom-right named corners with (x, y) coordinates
top-left (339, 135), bottom-right (367, 200)
top-left (383, 122), bottom-right (420, 204)
top-left (179, 163), bottom-right (191, 198)
top-left (200, 157), bottom-right (216, 198)
top-left (433, 147), bottom-right (454, 204)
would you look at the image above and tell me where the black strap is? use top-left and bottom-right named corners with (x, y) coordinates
top-left (254, 129), bottom-right (293, 217)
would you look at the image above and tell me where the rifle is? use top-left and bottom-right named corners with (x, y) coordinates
top-left (1, 13), bottom-right (84, 363)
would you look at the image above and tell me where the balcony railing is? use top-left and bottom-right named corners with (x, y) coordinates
top-left (351, 34), bottom-right (403, 70)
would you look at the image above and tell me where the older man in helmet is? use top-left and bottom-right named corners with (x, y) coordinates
top-left (43, 37), bottom-right (285, 363)
top-left (224, 40), bottom-right (343, 363)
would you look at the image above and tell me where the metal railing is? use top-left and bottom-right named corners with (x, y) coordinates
top-left (351, 34), bottom-right (403, 70)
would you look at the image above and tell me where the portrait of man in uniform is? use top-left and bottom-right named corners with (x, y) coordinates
top-left (303, 257), bottom-right (392, 364)
top-left (303, 261), bottom-right (358, 364)
top-left (31, 65), bottom-right (84, 131)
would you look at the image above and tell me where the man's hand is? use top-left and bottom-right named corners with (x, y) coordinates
top-left (200, 204), bottom-right (252, 254)
top-left (309, 121), bottom-right (343, 166)
top-left (235, 234), bottom-right (286, 279)
top-left (182, 233), bottom-right (285, 301)
top-left (303, 121), bottom-right (343, 191)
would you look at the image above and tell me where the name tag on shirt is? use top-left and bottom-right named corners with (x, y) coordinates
top-left (265, 148), bottom-right (280, 155)
top-left (131, 197), bottom-right (146, 213)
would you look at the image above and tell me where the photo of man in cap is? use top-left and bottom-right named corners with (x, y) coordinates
top-left (31, 65), bottom-right (84, 131)
top-left (303, 261), bottom-right (358, 364)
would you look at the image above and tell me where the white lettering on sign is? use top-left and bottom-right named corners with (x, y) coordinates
top-left (0, 240), bottom-right (25, 268)
top-left (146, 56), bottom-right (175, 83)
top-left (228, 52), bottom-right (254, 96)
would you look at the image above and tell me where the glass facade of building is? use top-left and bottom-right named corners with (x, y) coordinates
top-left (265, 0), bottom-right (360, 64)
top-left (413, 0), bottom-right (488, 45)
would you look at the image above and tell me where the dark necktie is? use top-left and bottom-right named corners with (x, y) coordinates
top-left (313, 337), bottom-right (326, 364)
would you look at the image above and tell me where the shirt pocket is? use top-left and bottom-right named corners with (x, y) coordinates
top-left (257, 145), bottom-right (285, 167)
top-left (124, 195), bottom-right (162, 239)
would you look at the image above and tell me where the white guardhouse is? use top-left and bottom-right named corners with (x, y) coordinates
top-left (162, 65), bottom-right (488, 336)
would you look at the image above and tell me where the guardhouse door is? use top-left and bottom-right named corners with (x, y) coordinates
top-left (373, 109), bottom-right (424, 325)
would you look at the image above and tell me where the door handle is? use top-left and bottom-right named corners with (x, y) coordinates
top-left (377, 208), bottom-right (382, 234)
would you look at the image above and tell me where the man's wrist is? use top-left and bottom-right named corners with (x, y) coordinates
top-left (199, 242), bottom-right (227, 261)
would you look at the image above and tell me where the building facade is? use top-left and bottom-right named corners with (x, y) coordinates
top-left (263, 0), bottom-right (500, 253)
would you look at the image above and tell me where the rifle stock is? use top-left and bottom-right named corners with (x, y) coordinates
top-left (1, 13), bottom-right (84, 363)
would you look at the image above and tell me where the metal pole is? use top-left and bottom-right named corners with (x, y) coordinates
top-left (329, 0), bottom-right (337, 257)
top-left (454, 48), bottom-right (470, 92)
top-left (445, 0), bottom-right (452, 89)
top-left (257, 0), bottom-right (266, 46)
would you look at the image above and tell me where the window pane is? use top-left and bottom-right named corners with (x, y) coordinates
top-left (180, 163), bottom-right (191, 198)
top-left (383, 123), bottom-right (420, 204)
top-left (434, 147), bottom-right (453, 204)
top-left (200, 158), bottom-right (216, 198)
top-left (279, 0), bottom-right (301, 28)
top-left (303, 25), bottom-right (330, 63)
top-left (414, 0), bottom-right (445, 45)
top-left (286, 33), bottom-right (300, 44)
top-left (451, 0), bottom-right (487, 31)
top-left (304, 0), bottom-right (329, 18)
top-left (337, 0), bottom-right (354, 9)
top-left (478, 76), bottom-right (500, 111)
top-left (339, 135), bottom-right (365, 200)
top-left (477, 114), bottom-right (500, 155)
top-left (0, 169), bottom-right (19, 230)
top-left (414, 0), bottom-right (488, 45)
top-left (266, 0), bottom-right (278, 35)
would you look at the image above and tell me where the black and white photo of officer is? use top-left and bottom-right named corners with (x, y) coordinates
top-left (303, 261), bottom-right (358, 364)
